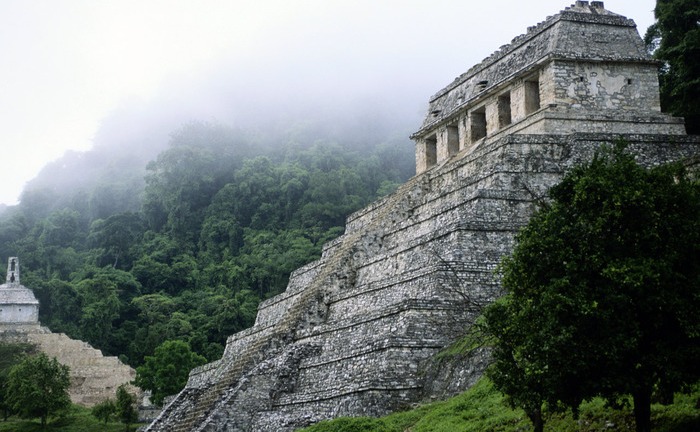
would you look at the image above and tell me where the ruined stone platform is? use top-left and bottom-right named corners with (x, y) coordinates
top-left (146, 133), bottom-right (700, 432)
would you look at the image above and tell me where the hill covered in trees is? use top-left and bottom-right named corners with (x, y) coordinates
top-left (0, 107), bottom-right (415, 366)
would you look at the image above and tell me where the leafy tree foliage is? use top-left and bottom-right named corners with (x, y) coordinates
top-left (0, 119), bottom-right (414, 372)
top-left (135, 340), bottom-right (207, 406)
top-left (484, 144), bottom-right (700, 432)
top-left (5, 353), bottom-right (71, 428)
top-left (88, 212), bottom-right (144, 269)
top-left (91, 398), bottom-right (116, 424)
top-left (115, 384), bottom-right (139, 431)
top-left (0, 343), bottom-right (38, 421)
top-left (0, 375), bottom-right (9, 422)
top-left (645, 0), bottom-right (700, 133)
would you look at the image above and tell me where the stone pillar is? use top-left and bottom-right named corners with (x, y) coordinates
top-left (458, 114), bottom-right (469, 151)
top-left (6, 257), bottom-right (19, 285)
top-left (485, 101), bottom-right (500, 136)
top-left (436, 125), bottom-right (460, 163)
top-left (436, 126), bottom-right (448, 163)
top-left (539, 63), bottom-right (556, 107)
top-left (511, 82), bottom-right (527, 123)
top-left (415, 136), bottom-right (437, 174)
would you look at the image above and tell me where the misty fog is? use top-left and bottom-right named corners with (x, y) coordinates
top-left (21, 24), bottom-right (441, 206)
top-left (1, 0), bottom-right (655, 207)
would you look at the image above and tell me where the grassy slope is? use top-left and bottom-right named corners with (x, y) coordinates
top-left (1, 375), bottom-right (695, 432)
top-left (0, 405), bottom-right (145, 432)
top-left (299, 377), bottom-right (700, 432)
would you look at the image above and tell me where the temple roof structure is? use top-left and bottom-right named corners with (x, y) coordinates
top-left (413, 1), bottom-right (648, 135)
top-left (410, 1), bottom-right (686, 175)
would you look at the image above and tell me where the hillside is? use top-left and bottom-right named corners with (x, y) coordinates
top-left (299, 377), bottom-right (700, 432)
top-left (0, 111), bottom-right (415, 367)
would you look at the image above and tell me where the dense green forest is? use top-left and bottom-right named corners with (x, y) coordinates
top-left (0, 119), bottom-right (414, 366)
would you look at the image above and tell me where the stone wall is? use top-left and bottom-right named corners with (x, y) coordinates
top-left (0, 298), bottom-right (38, 323)
top-left (146, 132), bottom-right (700, 432)
top-left (0, 257), bottom-right (40, 325)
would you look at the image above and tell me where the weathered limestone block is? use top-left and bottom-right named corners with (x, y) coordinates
top-left (0, 326), bottom-right (139, 407)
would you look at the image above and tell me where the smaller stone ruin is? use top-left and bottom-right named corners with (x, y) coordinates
top-left (0, 256), bottom-right (139, 407)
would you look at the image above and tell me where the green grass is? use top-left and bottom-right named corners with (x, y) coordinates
top-left (299, 379), bottom-right (528, 432)
top-left (3, 378), bottom-right (695, 432)
top-left (0, 404), bottom-right (146, 432)
top-left (298, 378), bottom-right (700, 432)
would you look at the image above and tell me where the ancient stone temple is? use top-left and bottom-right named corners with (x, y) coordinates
top-left (412, 0), bottom-right (686, 174)
top-left (0, 257), bottom-right (40, 327)
top-left (0, 257), bottom-right (138, 407)
top-left (147, 3), bottom-right (700, 431)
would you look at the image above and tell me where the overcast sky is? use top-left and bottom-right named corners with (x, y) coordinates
top-left (0, 0), bottom-right (656, 206)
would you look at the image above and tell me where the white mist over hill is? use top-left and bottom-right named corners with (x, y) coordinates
top-left (0, 0), bottom-right (655, 205)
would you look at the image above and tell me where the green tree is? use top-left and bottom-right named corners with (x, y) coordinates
top-left (42, 278), bottom-right (83, 336)
top-left (2, 120), bottom-right (414, 380)
top-left (0, 374), bottom-right (11, 421)
top-left (76, 276), bottom-right (121, 349)
top-left (135, 340), bottom-right (207, 406)
top-left (484, 143), bottom-right (700, 432)
top-left (211, 290), bottom-right (259, 342)
top-left (645, 0), bottom-right (700, 133)
top-left (142, 126), bottom-right (247, 242)
top-left (37, 209), bottom-right (84, 249)
top-left (91, 398), bottom-right (116, 424)
top-left (0, 343), bottom-right (38, 422)
top-left (0, 209), bottom-right (29, 261)
top-left (5, 353), bottom-right (71, 429)
top-left (88, 212), bottom-right (144, 269)
top-left (115, 384), bottom-right (138, 432)
top-left (19, 187), bottom-right (55, 224)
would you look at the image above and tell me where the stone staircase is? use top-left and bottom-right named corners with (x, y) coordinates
top-left (147, 176), bottom-right (427, 432)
